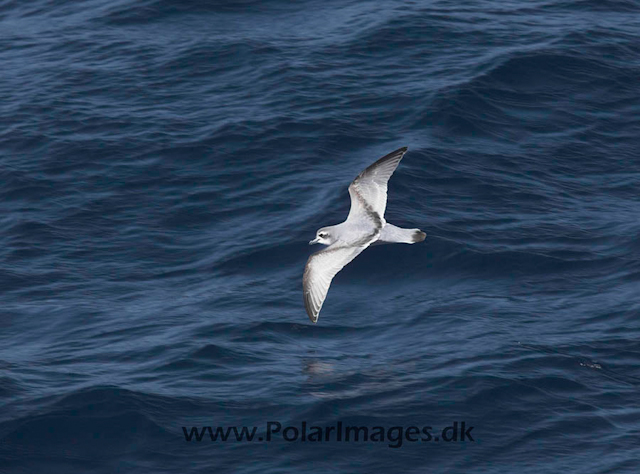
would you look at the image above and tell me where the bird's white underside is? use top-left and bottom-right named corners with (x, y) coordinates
top-left (303, 147), bottom-right (410, 323)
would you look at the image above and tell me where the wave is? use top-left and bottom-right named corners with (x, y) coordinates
top-left (102, 0), bottom-right (293, 25)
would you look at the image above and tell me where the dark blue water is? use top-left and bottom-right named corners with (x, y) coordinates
top-left (2, 0), bottom-right (640, 472)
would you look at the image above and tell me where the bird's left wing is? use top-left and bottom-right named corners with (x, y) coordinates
top-left (347, 146), bottom-right (407, 223)
top-left (303, 244), bottom-right (368, 323)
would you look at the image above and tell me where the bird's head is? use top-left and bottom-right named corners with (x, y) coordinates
top-left (309, 227), bottom-right (335, 246)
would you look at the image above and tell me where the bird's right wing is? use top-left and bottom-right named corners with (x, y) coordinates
top-left (347, 146), bottom-right (407, 224)
top-left (303, 244), bottom-right (367, 323)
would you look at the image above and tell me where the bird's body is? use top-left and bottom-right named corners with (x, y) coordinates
top-left (303, 147), bottom-right (425, 323)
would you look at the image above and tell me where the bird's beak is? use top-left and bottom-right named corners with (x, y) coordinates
top-left (309, 237), bottom-right (320, 245)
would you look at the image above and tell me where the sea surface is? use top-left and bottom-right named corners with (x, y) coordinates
top-left (1, 0), bottom-right (640, 472)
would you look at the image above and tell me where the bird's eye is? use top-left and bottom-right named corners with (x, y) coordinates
top-left (319, 233), bottom-right (326, 238)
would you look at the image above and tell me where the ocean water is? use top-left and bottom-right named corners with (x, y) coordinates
top-left (1, 0), bottom-right (640, 472)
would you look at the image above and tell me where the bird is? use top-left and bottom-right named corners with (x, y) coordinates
top-left (303, 146), bottom-right (426, 323)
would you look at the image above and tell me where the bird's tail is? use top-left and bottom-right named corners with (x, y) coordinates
top-left (411, 229), bottom-right (427, 243)
top-left (376, 223), bottom-right (426, 244)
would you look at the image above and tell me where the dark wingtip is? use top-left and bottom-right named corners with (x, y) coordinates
top-left (391, 146), bottom-right (408, 156)
top-left (413, 230), bottom-right (426, 243)
top-left (377, 146), bottom-right (408, 163)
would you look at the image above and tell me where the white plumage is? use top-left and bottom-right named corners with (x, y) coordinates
top-left (303, 147), bottom-right (426, 323)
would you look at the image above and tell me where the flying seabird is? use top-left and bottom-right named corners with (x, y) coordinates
top-left (303, 147), bottom-right (426, 323)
